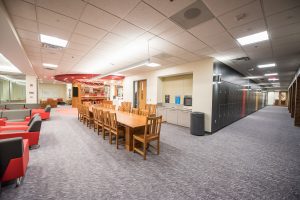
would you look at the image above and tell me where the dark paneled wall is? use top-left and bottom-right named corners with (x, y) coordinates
top-left (211, 62), bottom-right (266, 133)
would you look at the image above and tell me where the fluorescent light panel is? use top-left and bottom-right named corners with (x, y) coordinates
top-left (264, 73), bottom-right (278, 76)
top-left (43, 63), bottom-right (58, 68)
top-left (146, 62), bottom-right (161, 67)
top-left (40, 34), bottom-right (68, 47)
top-left (257, 63), bottom-right (276, 68)
top-left (237, 31), bottom-right (269, 46)
top-left (268, 78), bottom-right (279, 81)
top-left (0, 53), bottom-right (22, 73)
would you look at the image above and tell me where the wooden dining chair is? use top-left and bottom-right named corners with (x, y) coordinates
top-left (83, 105), bottom-right (93, 129)
top-left (133, 115), bottom-right (162, 160)
top-left (109, 113), bottom-right (125, 149)
top-left (131, 108), bottom-right (139, 115)
top-left (92, 107), bottom-right (99, 133)
top-left (102, 111), bottom-right (110, 140)
top-left (77, 104), bottom-right (84, 122)
top-left (139, 109), bottom-right (149, 116)
top-left (97, 109), bottom-right (104, 135)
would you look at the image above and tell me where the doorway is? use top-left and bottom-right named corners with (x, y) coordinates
top-left (133, 80), bottom-right (147, 109)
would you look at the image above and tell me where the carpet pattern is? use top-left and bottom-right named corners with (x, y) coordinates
top-left (1, 106), bottom-right (300, 200)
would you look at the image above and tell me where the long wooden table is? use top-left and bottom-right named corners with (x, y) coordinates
top-left (89, 106), bottom-right (147, 151)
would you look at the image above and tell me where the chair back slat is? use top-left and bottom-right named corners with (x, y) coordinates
top-left (103, 111), bottom-right (110, 127)
top-left (143, 116), bottom-right (162, 140)
top-left (109, 113), bottom-right (117, 132)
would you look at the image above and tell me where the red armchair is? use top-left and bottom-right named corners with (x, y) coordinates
top-left (0, 114), bottom-right (39, 127)
top-left (31, 105), bottom-right (51, 120)
top-left (0, 137), bottom-right (29, 189)
top-left (0, 116), bottom-right (42, 148)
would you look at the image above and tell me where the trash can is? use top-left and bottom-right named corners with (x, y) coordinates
top-left (190, 112), bottom-right (205, 136)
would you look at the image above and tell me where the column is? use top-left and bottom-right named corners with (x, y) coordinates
top-left (26, 75), bottom-right (38, 104)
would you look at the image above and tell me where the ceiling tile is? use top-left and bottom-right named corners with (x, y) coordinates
top-left (111, 20), bottom-right (145, 39)
top-left (228, 19), bottom-right (267, 38)
top-left (150, 19), bottom-right (184, 38)
top-left (177, 52), bottom-right (201, 62)
top-left (70, 34), bottom-right (98, 46)
top-left (80, 4), bottom-right (120, 31)
top-left (4, 0), bottom-right (36, 20)
top-left (21, 39), bottom-right (41, 48)
top-left (64, 48), bottom-right (87, 56)
top-left (266, 7), bottom-right (300, 29)
top-left (218, 0), bottom-right (263, 29)
top-left (201, 31), bottom-right (234, 46)
top-left (125, 2), bottom-right (165, 30)
top-left (270, 22), bottom-right (300, 39)
top-left (39, 24), bottom-right (72, 40)
top-left (263, 0), bottom-right (300, 16)
top-left (88, 0), bottom-right (140, 18)
top-left (166, 32), bottom-right (206, 51)
top-left (11, 16), bottom-right (38, 33)
top-left (188, 18), bottom-right (226, 39)
top-left (68, 42), bottom-right (92, 52)
top-left (36, 0), bottom-right (86, 19)
top-left (272, 33), bottom-right (300, 46)
top-left (143, 0), bottom-right (196, 17)
top-left (25, 46), bottom-right (40, 54)
top-left (16, 29), bottom-right (39, 41)
top-left (61, 53), bottom-right (82, 63)
top-left (194, 46), bottom-right (216, 56)
top-left (202, 0), bottom-right (254, 17)
top-left (74, 22), bottom-right (107, 40)
top-left (37, 7), bottom-right (77, 32)
top-left (102, 33), bottom-right (129, 45)
top-left (212, 41), bottom-right (240, 52)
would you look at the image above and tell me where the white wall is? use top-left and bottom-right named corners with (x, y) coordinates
top-left (38, 83), bottom-right (67, 100)
top-left (123, 58), bottom-right (214, 132)
top-left (26, 75), bottom-right (37, 103)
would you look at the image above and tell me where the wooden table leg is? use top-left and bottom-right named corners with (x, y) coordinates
top-left (125, 126), bottom-right (133, 151)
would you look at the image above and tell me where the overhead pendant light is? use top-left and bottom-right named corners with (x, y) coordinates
top-left (145, 39), bottom-right (160, 68)
top-left (237, 31), bottom-right (269, 46)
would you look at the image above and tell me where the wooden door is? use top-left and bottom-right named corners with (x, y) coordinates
top-left (138, 80), bottom-right (147, 110)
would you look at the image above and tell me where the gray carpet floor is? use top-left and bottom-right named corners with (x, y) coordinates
top-left (1, 106), bottom-right (300, 200)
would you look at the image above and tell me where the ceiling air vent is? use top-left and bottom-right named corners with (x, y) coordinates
top-left (154, 53), bottom-right (173, 59)
top-left (41, 43), bottom-right (63, 50)
top-left (232, 57), bottom-right (250, 61)
top-left (170, 0), bottom-right (214, 30)
top-left (44, 67), bottom-right (56, 71)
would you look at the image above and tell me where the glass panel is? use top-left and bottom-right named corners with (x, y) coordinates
top-left (10, 81), bottom-right (26, 103)
top-left (0, 74), bottom-right (26, 103)
top-left (0, 78), bottom-right (10, 103)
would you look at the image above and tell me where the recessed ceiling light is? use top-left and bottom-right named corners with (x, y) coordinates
top-left (237, 31), bottom-right (269, 46)
top-left (146, 62), bottom-right (161, 67)
top-left (43, 63), bottom-right (58, 68)
top-left (40, 34), bottom-right (68, 47)
top-left (257, 63), bottom-right (276, 68)
top-left (264, 73), bottom-right (278, 76)
top-left (268, 78), bottom-right (279, 81)
top-left (0, 53), bottom-right (22, 73)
